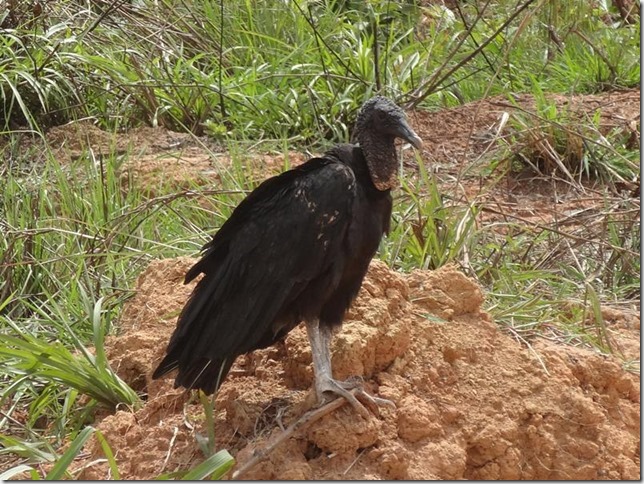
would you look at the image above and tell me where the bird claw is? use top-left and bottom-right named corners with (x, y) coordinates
top-left (316, 376), bottom-right (395, 419)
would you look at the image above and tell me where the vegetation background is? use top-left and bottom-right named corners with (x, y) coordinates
top-left (0, 0), bottom-right (639, 479)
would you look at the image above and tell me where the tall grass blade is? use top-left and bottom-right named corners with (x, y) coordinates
top-left (45, 426), bottom-right (95, 480)
top-left (180, 449), bottom-right (234, 480)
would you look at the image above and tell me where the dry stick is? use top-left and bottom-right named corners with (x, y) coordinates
top-left (160, 426), bottom-right (179, 474)
top-left (406, 0), bottom-right (537, 109)
top-left (371, 8), bottom-right (381, 92)
top-left (218, 0), bottom-right (227, 121)
top-left (403, 0), bottom-right (495, 107)
top-left (454, 1), bottom-right (497, 74)
top-left (480, 206), bottom-right (638, 256)
top-left (292, 0), bottom-right (367, 86)
top-left (571, 29), bottom-right (618, 83)
top-left (232, 393), bottom-right (355, 480)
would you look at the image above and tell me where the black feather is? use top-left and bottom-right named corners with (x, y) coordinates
top-left (152, 97), bottom-right (420, 394)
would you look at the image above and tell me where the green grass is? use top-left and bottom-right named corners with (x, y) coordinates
top-left (1, 0), bottom-right (639, 135)
top-left (385, 153), bottom-right (480, 271)
top-left (0, 0), bottom-right (640, 479)
top-left (0, 147), bottom-right (242, 477)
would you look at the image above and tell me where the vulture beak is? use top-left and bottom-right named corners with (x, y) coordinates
top-left (393, 119), bottom-right (423, 150)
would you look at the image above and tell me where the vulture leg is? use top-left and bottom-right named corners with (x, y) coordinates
top-left (305, 319), bottom-right (395, 418)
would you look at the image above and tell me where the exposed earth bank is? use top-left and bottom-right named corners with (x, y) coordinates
top-left (78, 257), bottom-right (640, 480)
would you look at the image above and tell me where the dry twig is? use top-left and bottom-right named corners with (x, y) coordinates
top-left (232, 392), bottom-right (357, 479)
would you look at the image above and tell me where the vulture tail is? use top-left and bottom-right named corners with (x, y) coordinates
top-left (153, 353), bottom-right (234, 395)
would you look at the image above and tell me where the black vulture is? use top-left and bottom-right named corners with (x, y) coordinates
top-left (152, 96), bottom-right (423, 416)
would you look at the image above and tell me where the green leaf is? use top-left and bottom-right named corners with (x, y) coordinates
top-left (95, 429), bottom-right (120, 480)
top-left (0, 464), bottom-right (36, 480)
top-left (45, 426), bottom-right (95, 480)
top-left (180, 449), bottom-right (235, 481)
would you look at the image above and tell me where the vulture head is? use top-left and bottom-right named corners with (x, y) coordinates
top-left (352, 96), bottom-right (423, 191)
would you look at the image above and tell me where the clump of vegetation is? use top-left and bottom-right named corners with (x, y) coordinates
top-left (1, 0), bottom-right (639, 137)
top-left (0, 0), bottom-right (639, 479)
top-left (505, 88), bottom-right (639, 182)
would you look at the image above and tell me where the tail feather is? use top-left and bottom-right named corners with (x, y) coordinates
top-left (151, 354), bottom-right (178, 380)
top-left (151, 260), bottom-right (236, 394)
top-left (175, 357), bottom-right (234, 395)
top-left (153, 353), bottom-right (234, 395)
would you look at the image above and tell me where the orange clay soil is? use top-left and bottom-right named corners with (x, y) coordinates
top-left (73, 257), bottom-right (639, 480)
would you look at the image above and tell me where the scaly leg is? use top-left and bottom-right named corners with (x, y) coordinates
top-left (305, 319), bottom-right (395, 418)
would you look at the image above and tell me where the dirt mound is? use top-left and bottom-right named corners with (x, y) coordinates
top-left (77, 257), bottom-right (639, 480)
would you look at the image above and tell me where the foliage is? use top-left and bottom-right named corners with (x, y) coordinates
top-left (384, 152), bottom-right (479, 271)
top-left (505, 86), bottom-right (639, 181)
top-left (0, 0), bottom-right (639, 137)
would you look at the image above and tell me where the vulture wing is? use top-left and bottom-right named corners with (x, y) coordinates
top-left (152, 156), bottom-right (358, 393)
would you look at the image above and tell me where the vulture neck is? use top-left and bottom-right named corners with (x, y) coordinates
top-left (355, 131), bottom-right (398, 192)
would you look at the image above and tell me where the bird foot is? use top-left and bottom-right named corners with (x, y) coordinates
top-left (315, 375), bottom-right (395, 419)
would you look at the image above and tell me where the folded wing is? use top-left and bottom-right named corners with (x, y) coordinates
top-left (152, 157), bottom-right (358, 393)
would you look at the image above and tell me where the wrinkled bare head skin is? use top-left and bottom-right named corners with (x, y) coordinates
top-left (352, 96), bottom-right (423, 191)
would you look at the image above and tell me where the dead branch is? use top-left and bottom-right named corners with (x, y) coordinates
top-left (232, 393), bottom-right (354, 480)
